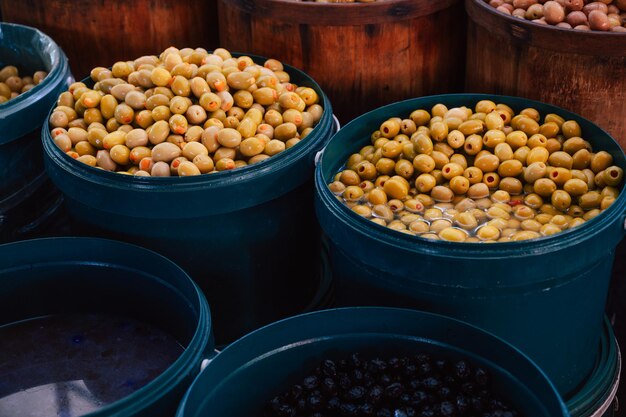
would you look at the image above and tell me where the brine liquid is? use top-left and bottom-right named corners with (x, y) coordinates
top-left (0, 313), bottom-right (184, 417)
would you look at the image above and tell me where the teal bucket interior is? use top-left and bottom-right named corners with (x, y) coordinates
top-left (0, 22), bottom-right (72, 241)
top-left (0, 237), bottom-right (213, 417)
top-left (42, 54), bottom-right (335, 345)
top-left (176, 307), bottom-right (570, 417)
top-left (314, 94), bottom-right (626, 396)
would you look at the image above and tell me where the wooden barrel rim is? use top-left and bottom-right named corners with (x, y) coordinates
top-left (219, 0), bottom-right (459, 26)
top-left (466, 0), bottom-right (626, 57)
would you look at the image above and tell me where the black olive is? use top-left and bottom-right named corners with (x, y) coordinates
top-left (454, 360), bottom-right (471, 380)
top-left (439, 400), bottom-right (456, 417)
top-left (303, 375), bottom-right (319, 391)
top-left (384, 382), bottom-right (405, 400)
top-left (345, 385), bottom-right (366, 401)
top-left (264, 353), bottom-right (517, 417)
top-left (321, 359), bottom-right (337, 377)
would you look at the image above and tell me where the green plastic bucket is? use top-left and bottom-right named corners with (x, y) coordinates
top-left (314, 94), bottom-right (626, 396)
top-left (42, 55), bottom-right (335, 344)
top-left (566, 318), bottom-right (620, 417)
top-left (0, 23), bottom-right (72, 242)
top-left (176, 307), bottom-right (570, 417)
top-left (0, 237), bottom-right (214, 417)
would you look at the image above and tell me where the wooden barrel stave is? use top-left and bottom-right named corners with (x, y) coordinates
top-left (0, 0), bottom-right (219, 78)
top-left (218, 0), bottom-right (466, 123)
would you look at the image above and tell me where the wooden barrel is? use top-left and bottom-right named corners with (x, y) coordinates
top-left (0, 0), bottom-right (218, 78)
top-left (217, 0), bottom-right (466, 123)
top-left (465, 0), bottom-right (626, 150)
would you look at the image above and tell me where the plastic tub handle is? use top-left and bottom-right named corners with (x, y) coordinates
top-left (333, 114), bottom-right (341, 133)
top-left (315, 114), bottom-right (341, 168)
top-left (199, 359), bottom-right (210, 373)
top-left (199, 349), bottom-right (221, 374)
top-left (315, 150), bottom-right (323, 167)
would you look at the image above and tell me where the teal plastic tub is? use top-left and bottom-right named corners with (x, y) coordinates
top-left (0, 237), bottom-right (213, 417)
top-left (176, 307), bottom-right (570, 417)
top-left (314, 94), bottom-right (626, 396)
top-left (42, 57), bottom-right (335, 344)
top-left (0, 23), bottom-right (72, 242)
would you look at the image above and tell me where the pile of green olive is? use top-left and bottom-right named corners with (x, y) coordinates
top-left (49, 47), bottom-right (323, 176)
top-left (486, 0), bottom-right (626, 32)
top-left (329, 100), bottom-right (623, 242)
top-left (0, 65), bottom-right (47, 104)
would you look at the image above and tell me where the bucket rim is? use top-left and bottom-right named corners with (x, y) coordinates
top-left (0, 236), bottom-right (214, 416)
top-left (176, 306), bottom-right (570, 417)
top-left (315, 93), bottom-right (626, 260)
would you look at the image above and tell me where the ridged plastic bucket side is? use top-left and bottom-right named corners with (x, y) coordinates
top-left (0, 237), bottom-right (213, 417)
